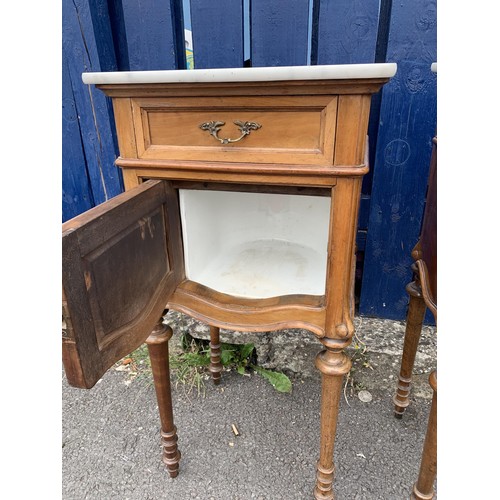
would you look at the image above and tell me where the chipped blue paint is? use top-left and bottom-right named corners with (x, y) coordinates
top-left (62, 56), bottom-right (94, 221)
top-left (62, 0), bottom-right (123, 222)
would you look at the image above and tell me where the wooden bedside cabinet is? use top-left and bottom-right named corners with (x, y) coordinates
top-left (62, 63), bottom-right (396, 498)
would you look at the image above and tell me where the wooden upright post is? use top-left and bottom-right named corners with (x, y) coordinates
top-left (393, 270), bottom-right (427, 417)
top-left (146, 315), bottom-right (181, 477)
top-left (411, 371), bottom-right (437, 500)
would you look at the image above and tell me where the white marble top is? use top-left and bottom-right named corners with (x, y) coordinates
top-left (82, 63), bottom-right (397, 85)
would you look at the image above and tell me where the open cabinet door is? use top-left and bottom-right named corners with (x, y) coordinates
top-left (62, 180), bottom-right (184, 389)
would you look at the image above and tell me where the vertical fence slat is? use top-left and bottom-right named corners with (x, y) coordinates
top-left (62, 57), bottom-right (94, 222)
top-left (119, 0), bottom-right (186, 70)
top-left (313, 0), bottom-right (380, 245)
top-left (359, 0), bottom-right (437, 320)
top-left (251, 0), bottom-right (310, 67)
top-left (364, 0), bottom-right (394, 196)
top-left (190, 0), bottom-right (244, 68)
top-left (62, 0), bottom-right (123, 221)
top-left (313, 0), bottom-right (379, 65)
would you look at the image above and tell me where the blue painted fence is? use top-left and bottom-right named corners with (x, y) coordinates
top-left (62, 0), bottom-right (437, 321)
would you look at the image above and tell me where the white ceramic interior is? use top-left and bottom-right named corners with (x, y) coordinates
top-left (179, 189), bottom-right (331, 299)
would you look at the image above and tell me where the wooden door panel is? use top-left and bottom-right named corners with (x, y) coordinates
top-left (62, 180), bottom-right (184, 389)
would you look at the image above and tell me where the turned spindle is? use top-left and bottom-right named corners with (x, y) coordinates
top-left (146, 314), bottom-right (181, 477)
top-left (313, 334), bottom-right (352, 500)
top-left (411, 370), bottom-right (437, 500)
top-left (393, 268), bottom-right (427, 418)
top-left (209, 325), bottom-right (223, 385)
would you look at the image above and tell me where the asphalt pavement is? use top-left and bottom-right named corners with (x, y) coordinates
top-left (62, 314), bottom-right (437, 500)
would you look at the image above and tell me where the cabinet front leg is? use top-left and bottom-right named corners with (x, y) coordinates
top-left (394, 280), bottom-right (427, 418)
top-left (209, 326), bottom-right (223, 385)
top-left (314, 342), bottom-right (352, 500)
top-left (146, 316), bottom-right (181, 478)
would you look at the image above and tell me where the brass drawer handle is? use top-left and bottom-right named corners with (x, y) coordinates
top-left (199, 120), bottom-right (262, 144)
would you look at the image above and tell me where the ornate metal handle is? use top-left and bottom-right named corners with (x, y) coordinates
top-left (199, 120), bottom-right (262, 144)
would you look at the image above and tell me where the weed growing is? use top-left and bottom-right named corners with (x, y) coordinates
top-left (122, 331), bottom-right (292, 397)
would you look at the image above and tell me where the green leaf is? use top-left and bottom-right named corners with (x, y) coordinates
top-left (252, 365), bottom-right (292, 393)
top-left (220, 348), bottom-right (235, 366)
top-left (239, 343), bottom-right (255, 361)
top-left (236, 366), bottom-right (246, 375)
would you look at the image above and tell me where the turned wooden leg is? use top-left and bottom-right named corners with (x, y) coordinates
top-left (314, 342), bottom-right (352, 500)
top-left (209, 325), bottom-right (223, 385)
top-left (411, 371), bottom-right (437, 500)
top-left (146, 316), bottom-right (181, 478)
top-left (393, 280), bottom-right (427, 418)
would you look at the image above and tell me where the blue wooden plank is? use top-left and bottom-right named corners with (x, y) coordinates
top-left (366, 0), bottom-right (394, 185)
top-left (88, 0), bottom-right (118, 71)
top-left (189, 0), bottom-right (244, 68)
top-left (312, 0), bottom-right (381, 208)
top-left (313, 0), bottom-right (379, 65)
top-left (250, 0), bottom-right (310, 67)
top-left (107, 0), bottom-right (130, 70)
top-left (119, 0), bottom-right (186, 70)
top-left (311, 0), bottom-right (380, 266)
top-left (313, 0), bottom-right (380, 189)
top-left (62, 0), bottom-right (123, 217)
top-left (62, 57), bottom-right (94, 222)
top-left (359, 0), bottom-right (437, 320)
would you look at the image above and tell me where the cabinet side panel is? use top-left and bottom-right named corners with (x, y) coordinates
top-left (112, 98), bottom-right (138, 158)
top-left (333, 95), bottom-right (372, 166)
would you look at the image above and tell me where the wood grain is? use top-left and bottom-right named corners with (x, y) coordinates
top-left (116, 160), bottom-right (367, 188)
top-left (411, 371), bottom-right (437, 500)
top-left (130, 95), bottom-right (337, 165)
top-left (62, 180), bottom-right (184, 388)
top-left (96, 79), bottom-right (390, 98)
top-left (146, 318), bottom-right (181, 478)
top-left (112, 98), bottom-right (138, 158)
top-left (168, 280), bottom-right (326, 337)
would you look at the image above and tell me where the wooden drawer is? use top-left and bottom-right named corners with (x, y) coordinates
top-left (130, 95), bottom-right (338, 166)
